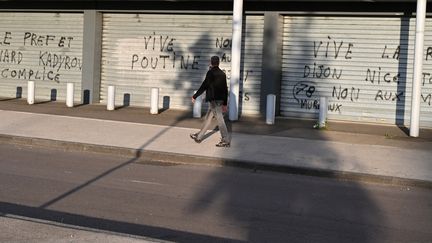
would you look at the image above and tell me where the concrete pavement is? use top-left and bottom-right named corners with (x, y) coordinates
top-left (1, 99), bottom-right (432, 187)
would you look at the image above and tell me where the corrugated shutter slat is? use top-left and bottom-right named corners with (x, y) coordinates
top-left (101, 13), bottom-right (263, 115)
top-left (281, 16), bottom-right (432, 127)
top-left (0, 12), bottom-right (83, 101)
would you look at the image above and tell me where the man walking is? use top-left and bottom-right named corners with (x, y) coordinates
top-left (190, 56), bottom-right (231, 147)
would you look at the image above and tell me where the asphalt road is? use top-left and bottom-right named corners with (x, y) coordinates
top-left (1, 143), bottom-right (431, 243)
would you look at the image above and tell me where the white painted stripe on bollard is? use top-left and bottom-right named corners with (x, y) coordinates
top-left (107, 85), bottom-right (115, 111)
top-left (27, 81), bottom-right (35, 105)
top-left (66, 83), bottom-right (74, 107)
top-left (266, 94), bottom-right (276, 125)
top-left (150, 87), bottom-right (159, 114)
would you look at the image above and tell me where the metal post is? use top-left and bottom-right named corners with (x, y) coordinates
top-left (66, 82), bottom-right (74, 108)
top-left (410, 0), bottom-right (427, 137)
top-left (229, 0), bottom-right (243, 121)
top-left (107, 85), bottom-right (115, 111)
top-left (27, 81), bottom-right (35, 105)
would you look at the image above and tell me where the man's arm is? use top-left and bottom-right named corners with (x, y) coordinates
top-left (192, 71), bottom-right (211, 101)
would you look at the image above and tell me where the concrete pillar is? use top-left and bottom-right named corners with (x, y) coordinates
top-left (81, 10), bottom-right (102, 104)
top-left (260, 12), bottom-right (283, 117)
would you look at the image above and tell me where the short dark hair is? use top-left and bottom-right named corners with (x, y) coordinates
top-left (211, 56), bottom-right (220, 66)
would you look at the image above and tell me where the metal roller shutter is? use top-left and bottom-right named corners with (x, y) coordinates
top-left (101, 13), bottom-right (263, 115)
top-left (281, 15), bottom-right (432, 127)
top-left (0, 12), bottom-right (83, 101)
top-left (422, 18), bottom-right (432, 128)
top-left (240, 15), bottom-right (264, 115)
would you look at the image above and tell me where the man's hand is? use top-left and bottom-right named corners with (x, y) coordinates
top-left (222, 105), bottom-right (228, 113)
top-left (191, 97), bottom-right (195, 103)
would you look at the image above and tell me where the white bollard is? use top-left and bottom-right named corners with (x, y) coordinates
top-left (266, 94), bottom-right (276, 125)
top-left (27, 81), bottom-right (35, 105)
top-left (319, 97), bottom-right (328, 128)
top-left (66, 82), bottom-right (74, 107)
top-left (150, 87), bottom-right (159, 114)
top-left (107, 85), bottom-right (115, 111)
top-left (193, 90), bottom-right (203, 118)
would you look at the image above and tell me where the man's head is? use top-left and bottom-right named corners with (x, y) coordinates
top-left (210, 56), bottom-right (220, 67)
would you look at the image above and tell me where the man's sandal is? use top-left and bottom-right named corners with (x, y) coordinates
top-left (216, 141), bottom-right (230, 147)
top-left (190, 133), bottom-right (202, 143)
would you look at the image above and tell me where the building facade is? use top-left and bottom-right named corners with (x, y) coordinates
top-left (1, 0), bottom-right (431, 127)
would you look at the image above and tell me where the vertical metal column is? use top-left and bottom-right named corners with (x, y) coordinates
top-left (229, 0), bottom-right (243, 121)
top-left (410, 0), bottom-right (427, 137)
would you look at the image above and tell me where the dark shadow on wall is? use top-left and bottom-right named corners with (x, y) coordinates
top-left (115, 93), bottom-right (130, 110)
top-left (238, 15), bottom-right (248, 118)
top-left (0, 87), bottom-right (22, 101)
top-left (165, 33), bottom-right (211, 110)
top-left (123, 93), bottom-right (131, 107)
top-left (396, 15), bottom-right (410, 135)
top-left (163, 21), bottom-right (255, 118)
top-left (160, 95), bottom-right (170, 113)
top-left (83, 89), bottom-right (91, 105)
top-left (16, 87), bottom-right (22, 98)
top-left (50, 89), bottom-right (57, 101)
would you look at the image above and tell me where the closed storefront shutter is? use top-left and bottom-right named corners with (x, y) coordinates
top-left (0, 12), bottom-right (83, 101)
top-left (241, 15), bottom-right (264, 115)
top-left (101, 13), bottom-right (263, 115)
top-left (422, 18), bottom-right (432, 128)
top-left (281, 15), bottom-right (432, 128)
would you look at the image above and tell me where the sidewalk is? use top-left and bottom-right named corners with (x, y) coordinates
top-left (1, 99), bottom-right (432, 188)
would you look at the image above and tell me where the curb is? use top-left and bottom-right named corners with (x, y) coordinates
top-left (1, 134), bottom-right (431, 189)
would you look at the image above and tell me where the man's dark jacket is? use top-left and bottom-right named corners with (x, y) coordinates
top-left (193, 66), bottom-right (228, 106)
